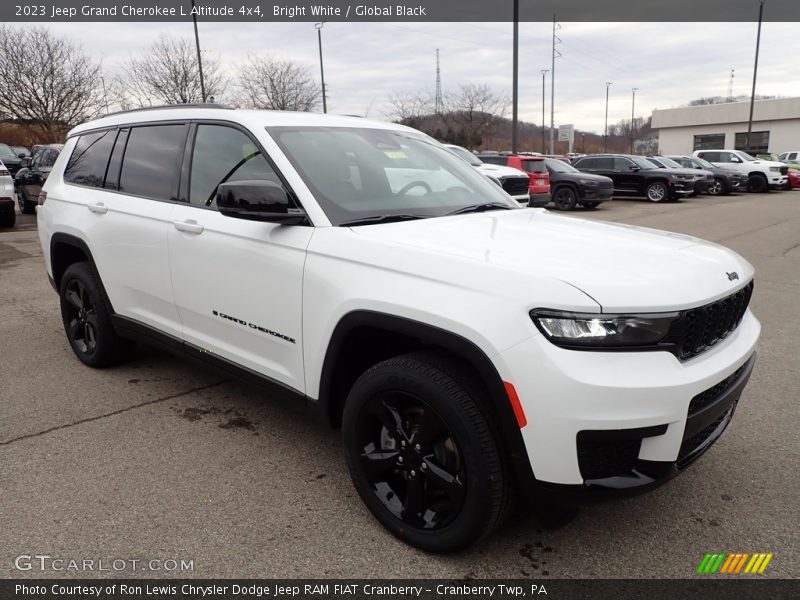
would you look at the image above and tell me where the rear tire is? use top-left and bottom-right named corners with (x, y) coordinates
top-left (552, 186), bottom-right (578, 211)
top-left (59, 262), bottom-right (130, 368)
top-left (17, 189), bottom-right (36, 214)
top-left (342, 352), bottom-right (511, 553)
top-left (0, 207), bottom-right (15, 227)
top-left (748, 174), bottom-right (768, 193)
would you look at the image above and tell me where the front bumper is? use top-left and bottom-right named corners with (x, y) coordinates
top-left (494, 309), bottom-right (760, 498)
top-left (580, 186), bottom-right (613, 202)
top-left (767, 174), bottom-right (788, 187)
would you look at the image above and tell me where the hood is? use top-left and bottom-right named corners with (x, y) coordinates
top-left (475, 163), bottom-right (528, 179)
top-left (747, 159), bottom-right (785, 168)
top-left (351, 209), bottom-right (753, 313)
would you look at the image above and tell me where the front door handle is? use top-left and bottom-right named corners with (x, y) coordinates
top-left (173, 219), bottom-right (204, 234)
top-left (87, 202), bottom-right (108, 214)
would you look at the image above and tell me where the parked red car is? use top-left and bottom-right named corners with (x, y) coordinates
top-left (787, 168), bottom-right (800, 190)
top-left (476, 152), bottom-right (551, 206)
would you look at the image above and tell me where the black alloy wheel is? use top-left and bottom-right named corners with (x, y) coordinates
top-left (552, 187), bottom-right (578, 211)
top-left (342, 353), bottom-right (510, 553)
top-left (17, 189), bottom-right (36, 214)
top-left (748, 174), bottom-right (768, 193)
top-left (59, 262), bottom-right (131, 367)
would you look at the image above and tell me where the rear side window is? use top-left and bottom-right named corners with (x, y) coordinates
top-left (189, 124), bottom-right (283, 207)
top-left (64, 130), bottom-right (116, 187)
top-left (574, 157), bottom-right (595, 169)
top-left (119, 125), bottom-right (186, 201)
top-left (699, 152), bottom-right (720, 162)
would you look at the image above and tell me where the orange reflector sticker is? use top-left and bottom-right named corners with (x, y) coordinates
top-left (503, 381), bottom-right (527, 429)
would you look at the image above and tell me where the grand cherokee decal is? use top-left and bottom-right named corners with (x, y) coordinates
top-left (212, 310), bottom-right (296, 344)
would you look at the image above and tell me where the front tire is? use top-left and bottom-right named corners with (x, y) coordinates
top-left (59, 262), bottom-right (130, 367)
top-left (646, 181), bottom-right (668, 202)
top-left (707, 178), bottom-right (728, 196)
top-left (552, 186), bottom-right (578, 211)
top-left (748, 174), bottom-right (768, 193)
top-left (342, 353), bottom-right (511, 553)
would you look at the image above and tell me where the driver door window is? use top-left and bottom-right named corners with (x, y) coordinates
top-left (189, 125), bottom-right (283, 208)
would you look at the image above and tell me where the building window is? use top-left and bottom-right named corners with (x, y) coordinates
top-left (693, 134), bottom-right (725, 151)
top-left (734, 131), bottom-right (770, 154)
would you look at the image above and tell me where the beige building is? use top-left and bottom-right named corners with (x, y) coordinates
top-left (652, 97), bottom-right (800, 155)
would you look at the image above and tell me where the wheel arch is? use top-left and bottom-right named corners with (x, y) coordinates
top-left (50, 233), bottom-right (113, 311)
top-left (318, 310), bottom-right (535, 491)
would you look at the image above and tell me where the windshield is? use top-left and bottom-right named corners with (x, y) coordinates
top-left (693, 157), bottom-right (716, 169)
top-left (654, 156), bottom-right (682, 169)
top-left (268, 127), bottom-right (516, 226)
top-left (0, 144), bottom-right (16, 158)
top-left (446, 145), bottom-right (483, 166)
top-left (544, 158), bottom-right (578, 173)
top-left (632, 156), bottom-right (657, 169)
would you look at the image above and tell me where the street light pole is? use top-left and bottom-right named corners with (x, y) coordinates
top-left (630, 87), bottom-right (638, 154)
top-left (746, 0), bottom-right (766, 153)
top-left (511, 0), bottom-right (519, 153)
top-left (604, 82), bottom-right (613, 153)
top-left (315, 22), bottom-right (327, 113)
top-left (191, 0), bottom-right (206, 102)
top-left (541, 69), bottom-right (549, 153)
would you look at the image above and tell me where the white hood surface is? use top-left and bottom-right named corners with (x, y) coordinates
top-left (352, 209), bottom-right (753, 313)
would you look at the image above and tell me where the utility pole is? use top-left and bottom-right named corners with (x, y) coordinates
top-left (434, 49), bottom-right (443, 114)
top-left (541, 69), bottom-right (549, 153)
top-left (315, 22), bottom-right (327, 113)
top-left (511, 0), bottom-right (519, 153)
top-left (630, 87), bottom-right (638, 154)
top-left (604, 82), bottom-right (613, 153)
top-left (550, 15), bottom-right (560, 155)
top-left (746, 0), bottom-right (766, 153)
top-left (191, 0), bottom-right (206, 102)
top-left (727, 69), bottom-right (735, 102)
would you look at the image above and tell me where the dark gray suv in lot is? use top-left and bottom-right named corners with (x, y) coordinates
top-left (667, 155), bottom-right (749, 196)
top-left (572, 154), bottom-right (695, 202)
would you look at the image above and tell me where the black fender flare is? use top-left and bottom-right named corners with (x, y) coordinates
top-left (49, 233), bottom-right (114, 311)
top-left (318, 310), bottom-right (537, 494)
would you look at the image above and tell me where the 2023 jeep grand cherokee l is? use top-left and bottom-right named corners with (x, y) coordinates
top-left (38, 105), bottom-right (760, 553)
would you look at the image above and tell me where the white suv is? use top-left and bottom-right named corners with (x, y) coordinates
top-left (693, 149), bottom-right (788, 192)
top-left (443, 144), bottom-right (531, 204)
top-left (38, 105), bottom-right (760, 553)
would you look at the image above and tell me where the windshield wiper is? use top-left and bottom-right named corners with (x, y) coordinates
top-left (444, 202), bottom-right (513, 216)
top-left (340, 214), bottom-right (429, 227)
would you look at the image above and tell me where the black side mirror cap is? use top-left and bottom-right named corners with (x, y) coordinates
top-left (216, 180), bottom-right (307, 225)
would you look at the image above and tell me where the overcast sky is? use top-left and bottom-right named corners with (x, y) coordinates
top-left (42, 20), bottom-right (800, 133)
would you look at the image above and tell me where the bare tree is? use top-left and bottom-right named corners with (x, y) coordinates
top-left (385, 91), bottom-right (433, 129)
top-left (235, 56), bottom-right (321, 112)
top-left (440, 84), bottom-right (508, 149)
top-left (115, 36), bottom-right (225, 107)
top-left (0, 26), bottom-right (103, 140)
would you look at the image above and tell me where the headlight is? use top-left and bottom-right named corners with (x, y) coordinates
top-left (769, 167), bottom-right (781, 172)
top-left (531, 310), bottom-right (679, 348)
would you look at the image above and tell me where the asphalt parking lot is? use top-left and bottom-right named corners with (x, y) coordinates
top-left (1, 191), bottom-right (798, 579)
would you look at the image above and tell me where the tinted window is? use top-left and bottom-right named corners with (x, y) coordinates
top-left (734, 131), bottom-right (769, 154)
top-left (119, 125), bottom-right (186, 200)
top-left (189, 125), bottom-right (283, 207)
top-left (64, 130), bottom-right (116, 187)
top-left (613, 157), bottom-right (635, 170)
top-left (478, 156), bottom-right (505, 165)
top-left (38, 148), bottom-right (60, 168)
top-left (574, 157), bottom-right (596, 169)
top-left (104, 129), bottom-right (129, 190)
top-left (594, 157), bottom-right (614, 169)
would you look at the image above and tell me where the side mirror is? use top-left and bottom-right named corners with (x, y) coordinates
top-left (20, 157), bottom-right (31, 168)
top-left (216, 180), bottom-right (307, 224)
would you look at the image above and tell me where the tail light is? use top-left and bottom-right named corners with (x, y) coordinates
top-left (0, 168), bottom-right (9, 176)
top-left (38, 190), bottom-right (47, 205)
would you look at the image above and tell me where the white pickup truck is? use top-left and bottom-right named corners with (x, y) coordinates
top-left (693, 149), bottom-right (788, 192)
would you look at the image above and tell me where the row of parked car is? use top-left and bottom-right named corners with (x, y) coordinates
top-left (444, 144), bottom-right (798, 211)
top-left (0, 142), bottom-right (63, 227)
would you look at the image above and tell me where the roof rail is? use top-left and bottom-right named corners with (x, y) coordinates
top-left (102, 103), bottom-right (236, 118)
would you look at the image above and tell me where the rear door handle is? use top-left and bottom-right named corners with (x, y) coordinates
top-left (173, 219), bottom-right (204, 234)
top-left (87, 202), bottom-right (108, 214)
